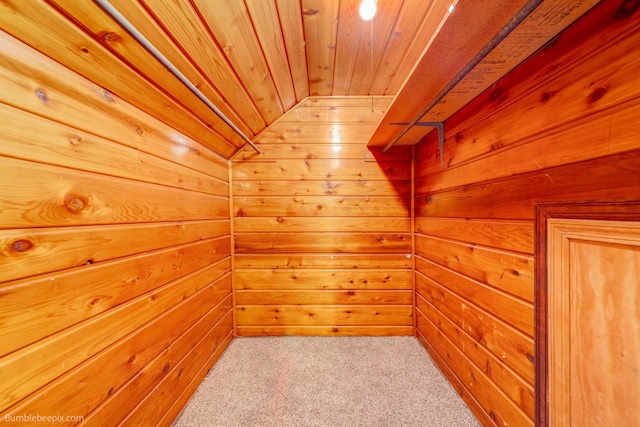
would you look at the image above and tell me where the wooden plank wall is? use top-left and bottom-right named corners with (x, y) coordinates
top-left (0, 30), bottom-right (233, 426)
top-left (232, 97), bottom-right (414, 336)
top-left (413, 1), bottom-right (640, 426)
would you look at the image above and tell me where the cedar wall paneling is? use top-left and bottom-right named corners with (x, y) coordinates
top-left (414, 1), bottom-right (640, 426)
top-left (233, 97), bottom-right (414, 336)
top-left (0, 30), bottom-right (232, 425)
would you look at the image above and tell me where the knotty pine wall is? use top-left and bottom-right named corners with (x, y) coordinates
top-left (0, 31), bottom-right (232, 425)
top-left (232, 97), bottom-right (414, 336)
top-left (413, 1), bottom-right (640, 426)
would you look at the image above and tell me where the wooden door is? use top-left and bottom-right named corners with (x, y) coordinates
top-left (535, 201), bottom-right (640, 426)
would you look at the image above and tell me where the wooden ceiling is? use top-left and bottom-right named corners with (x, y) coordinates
top-left (0, 0), bottom-right (600, 159)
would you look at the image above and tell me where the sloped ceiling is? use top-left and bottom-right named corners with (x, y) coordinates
top-left (0, 0), bottom-right (600, 159)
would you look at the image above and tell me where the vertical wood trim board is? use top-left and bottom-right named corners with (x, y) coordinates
top-left (0, 31), bottom-right (233, 425)
top-left (414, 1), bottom-right (640, 425)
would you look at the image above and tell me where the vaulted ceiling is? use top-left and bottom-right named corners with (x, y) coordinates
top-left (0, 0), bottom-right (599, 158)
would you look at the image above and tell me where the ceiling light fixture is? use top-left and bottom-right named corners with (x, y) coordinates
top-left (359, 0), bottom-right (377, 21)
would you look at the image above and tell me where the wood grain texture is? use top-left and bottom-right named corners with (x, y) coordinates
top-left (50, 0), bottom-right (245, 148)
top-left (133, 0), bottom-right (264, 134)
top-left (234, 196), bottom-right (409, 217)
top-left (235, 232), bottom-right (410, 253)
top-left (415, 2), bottom-right (640, 424)
top-left (0, 25), bottom-right (232, 424)
top-left (192, 0), bottom-right (283, 123)
top-left (0, 220), bottom-right (229, 283)
top-left (237, 325), bottom-right (413, 336)
top-left (235, 253), bottom-right (412, 269)
top-left (236, 305), bottom-right (412, 326)
top-left (234, 217), bottom-right (409, 232)
top-left (415, 235), bottom-right (534, 302)
top-left (236, 290), bottom-right (412, 305)
top-left (233, 98), bottom-right (411, 335)
top-left (0, 156), bottom-right (228, 228)
top-left (417, 297), bottom-right (534, 419)
top-left (416, 273), bottom-right (534, 385)
top-left (233, 179), bottom-right (410, 197)
top-left (415, 217), bottom-right (533, 254)
top-left (0, 31), bottom-right (229, 179)
top-left (235, 269), bottom-right (411, 290)
top-left (0, 2), bottom-right (236, 158)
top-left (1, 274), bottom-right (231, 422)
top-left (0, 103), bottom-right (228, 196)
top-left (0, 241), bottom-right (230, 357)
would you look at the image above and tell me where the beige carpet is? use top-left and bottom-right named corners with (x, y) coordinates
top-left (174, 336), bottom-right (480, 427)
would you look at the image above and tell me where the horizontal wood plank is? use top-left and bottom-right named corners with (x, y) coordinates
top-left (0, 220), bottom-right (229, 283)
top-left (233, 179), bottom-right (411, 196)
top-left (233, 159), bottom-right (411, 181)
top-left (0, 258), bottom-right (231, 410)
top-left (0, 31), bottom-right (228, 178)
top-left (235, 196), bottom-right (409, 217)
top-left (234, 217), bottom-right (409, 232)
top-left (90, 310), bottom-right (233, 426)
top-left (0, 157), bottom-right (228, 228)
top-left (236, 290), bottom-right (412, 305)
top-left (236, 305), bottom-right (413, 326)
top-left (50, 0), bottom-right (246, 148)
top-left (415, 151), bottom-right (640, 220)
top-left (416, 257), bottom-right (534, 337)
top-left (1, 275), bottom-right (231, 421)
top-left (415, 235), bottom-right (534, 302)
top-left (416, 272), bottom-right (534, 385)
top-left (158, 327), bottom-right (234, 426)
top-left (416, 306), bottom-right (532, 426)
top-left (0, 240), bottom-right (230, 357)
top-left (0, 103), bottom-right (228, 196)
top-left (235, 232), bottom-right (411, 253)
top-left (234, 269), bottom-right (412, 290)
top-left (417, 99), bottom-right (640, 193)
top-left (256, 122), bottom-right (379, 144)
top-left (234, 254), bottom-right (412, 269)
top-left (417, 8), bottom-right (640, 175)
top-left (415, 217), bottom-right (533, 255)
top-left (416, 329), bottom-right (497, 427)
top-left (237, 143), bottom-right (411, 161)
top-left (417, 298), bottom-right (534, 419)
top-left (236, 325), bottom-right (413, 336)
top-left (0, 5), bottom-right (236, 157)
top-left (105, 0), bottom-right (261, 135)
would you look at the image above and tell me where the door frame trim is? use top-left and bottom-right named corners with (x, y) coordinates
top-left (534, 200), bottom-right (640, 426)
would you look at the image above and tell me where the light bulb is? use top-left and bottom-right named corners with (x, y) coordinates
top-left (359, 0), bottom-right (377, 21)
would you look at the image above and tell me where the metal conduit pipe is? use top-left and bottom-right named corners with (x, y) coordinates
top-left (382, 0), bottom-right (543, 153)
top-left (95, 0), bottom-right (263, 155)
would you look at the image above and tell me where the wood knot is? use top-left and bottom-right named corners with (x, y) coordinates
top-left (303, 8), bottom-right (319, 16)
top-left (69, 135), bottom-right (82, 146)
top-left (540, 91), bottom-right (553, 103)
top-left (102, 90), bottom-right (115, 103)
top-left (11, 239), bottom-right (33, 253)
top-left (99, 31), bottom-right (122, 43)
top-left (526, 353), bottom-right (534, 363)
top-left (64, 195), bottom-right (88, 213)
top-left (162, 364), bottom-right (171, 375)
top-left (489, 87), bottom-right (503, 102)
top-left (588, 87), bottom-right (607, 103)
top-left (615, 0), bottom-right (638, 20)
top-left (134, 126), bottom-right (143, 135)
top-left (35, 88), bottom-right (49, 103)
top-left (276, 217), bottom-right (284, 223)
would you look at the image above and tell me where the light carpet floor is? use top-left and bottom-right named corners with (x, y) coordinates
top-left (174, 336), bottom-right (480, 427)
